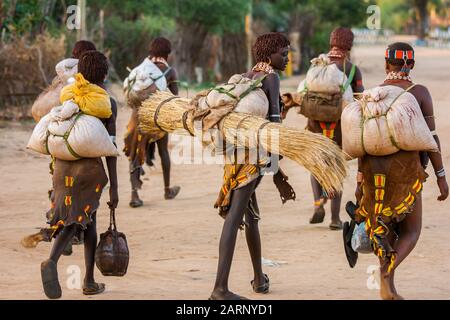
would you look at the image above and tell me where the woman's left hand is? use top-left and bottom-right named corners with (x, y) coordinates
top-left (108, 185), bottom-right (119, 209)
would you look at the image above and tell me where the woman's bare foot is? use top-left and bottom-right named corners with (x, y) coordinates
top-left (380, 268), bottom-right (404, 300)
top-left (209, 289), bottom-right (249, 300)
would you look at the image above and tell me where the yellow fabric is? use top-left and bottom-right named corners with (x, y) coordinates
top-left (60, 73), bottom-right (112, 119)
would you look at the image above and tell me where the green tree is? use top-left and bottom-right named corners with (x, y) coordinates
top-left (155, 0), bottom-right (251, 82)
top-left (253, 0), bottom-right (367, 71)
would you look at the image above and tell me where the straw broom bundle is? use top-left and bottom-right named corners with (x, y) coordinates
top-left (139, 91), bottom-right (347, 193)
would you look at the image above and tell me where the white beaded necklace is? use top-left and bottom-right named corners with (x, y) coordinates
top-left (385, 71), bottom-right (412, 82)
top-left (252, 62), bottom-right (275, 74)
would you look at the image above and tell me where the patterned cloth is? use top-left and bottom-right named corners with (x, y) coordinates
top-left (355, 150), bottom-right (428, 273)
top-left (214, 162), bottom-right (262, 219)
top-left (306, 120), bottom-right (342, 146)
top-left (47, 158), bottom-right (108, 237)
top-left (123, 108), bottom-right (164, 189)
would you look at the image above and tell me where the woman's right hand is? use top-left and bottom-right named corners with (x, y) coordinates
top-left (108, 185), bottom-right (119, 209)
top-left (437, 176), bottom-right (449, 201)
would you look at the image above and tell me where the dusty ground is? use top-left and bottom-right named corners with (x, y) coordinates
top-left (1, 44), bottom-right (450, 300)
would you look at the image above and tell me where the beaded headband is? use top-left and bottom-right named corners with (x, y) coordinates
top-left (385, 49), bottom-right (414, 60)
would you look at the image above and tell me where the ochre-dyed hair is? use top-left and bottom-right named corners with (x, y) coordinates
top-left (72, 40), bottom-right (97, 59)
top-left (78, 50), bottom-right (108, 84)
top-left (329, 27), bottom-right (354, 51)
top-left (149, 37), bottom-right (172, 59)
top-left (385, 42), bottom-right (415, 66)
top-left (253, 32), bottom-right (290, 63)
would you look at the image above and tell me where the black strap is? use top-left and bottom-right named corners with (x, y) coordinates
top-left (151, 66), bottom-right (172, 82)
top-left (154, 96), bottom-right (179, 132)
top-left (182, 110), bottom-right (194, 136)
top-left (109, 208), bottom-right (117, 232)
top-left (256, 121), bottom-right (271, 165)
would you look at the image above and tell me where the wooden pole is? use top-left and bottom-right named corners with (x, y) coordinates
top-left (99, 9), bottom-right (104, 51)
top-left (245, 1), bottom-right (253, 71)
top-left (77, 0), bottom-right (86, 40)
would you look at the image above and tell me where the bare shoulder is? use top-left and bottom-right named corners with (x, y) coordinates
top-left (410, 83), bottom-right (432, 100)
top-left (411, 83), bottom-right (430, 94)
top-left (168, 67), bottom-right (177, 79)
top-left (263, 72), bottom-right (280, 83)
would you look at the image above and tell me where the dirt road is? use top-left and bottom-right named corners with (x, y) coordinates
top-left (1, 44), bottom-right (449, 300)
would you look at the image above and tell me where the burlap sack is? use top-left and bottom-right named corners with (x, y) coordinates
top-left (27, 100), bottom-right (119, 160)
top-left (341, 85), bottom-right (438, 158)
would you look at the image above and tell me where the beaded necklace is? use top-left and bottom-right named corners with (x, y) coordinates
top-left (252, 61), bottom-right (275, 74)
top-left (385, 71), bottom-right (412, 82)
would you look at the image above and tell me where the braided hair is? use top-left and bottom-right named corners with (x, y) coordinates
top-left (253, 32), bottom-right (290, 63)
top-left (77, 50), bottom-right (108, 84)
top-left (72, 40), bottom-right (97, 59)
top-left (329, 27), bottom-right (354, 51)
top-left (149, 37), bottom-right (172, 59)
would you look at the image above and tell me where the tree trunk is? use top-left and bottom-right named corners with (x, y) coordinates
top-left (414, 0), bottom-right (429, 40)
top-left (197, 34), bottom-right (221, 82)
top-left (39, 0), bottom-right (57, 33)
top-left (173, 22), bottom-right (208, 83)
top-left (220, 32), bottom-right (247, 80)
top-left (298, 12), bottom-right (316, 73)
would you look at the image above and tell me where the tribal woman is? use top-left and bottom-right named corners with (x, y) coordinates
top-left (124, 37), bottom-right (180, 208)
top-left (22, 40), bottom-right (98, 252)
top-left (308, 27), bottom-right (364, 230)
top-left (40, 50), bottom-right (119, 299)
top-left (210, 32), bottom-right (291, 300)
top-left (347, 42), bottom-right (448, 299)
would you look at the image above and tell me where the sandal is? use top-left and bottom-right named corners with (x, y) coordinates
top-left (309, 206), bottom-right (325, 224)
top-left (251, 274), bottom-right (270, 294)
top-left (164, 186), bottom-right (180, 200)
top-left (345, 201), bottom-right (358, 220)
top-left (343, 221), bottom-right (358, 268)
top-left (83, 282), bottom-right (106, 295)
top-left (41, 259), bottom-right (62, 299)
top-left (209, 292), bottom-right (249, 300)
top-left (329, 220), bottom-right (343, 230)
top-left (129, 199), bottom-right (143, 208)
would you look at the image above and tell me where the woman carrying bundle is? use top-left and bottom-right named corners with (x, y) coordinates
top-left (210, 33), bottom-right (290, 300)
top-left (40, 50), bottom-right (118, 299)
top-left (308, 27), bottom-right (364, 230)
top-left (348, 43), bottom-right (448, 299)
top-left (124, 37), bottom-right (180, 208)
top-left (22, 40), bottom-right (98, 252)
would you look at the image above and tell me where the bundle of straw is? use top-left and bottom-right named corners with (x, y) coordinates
top-left (139, 91), bottom-right (347, 193)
